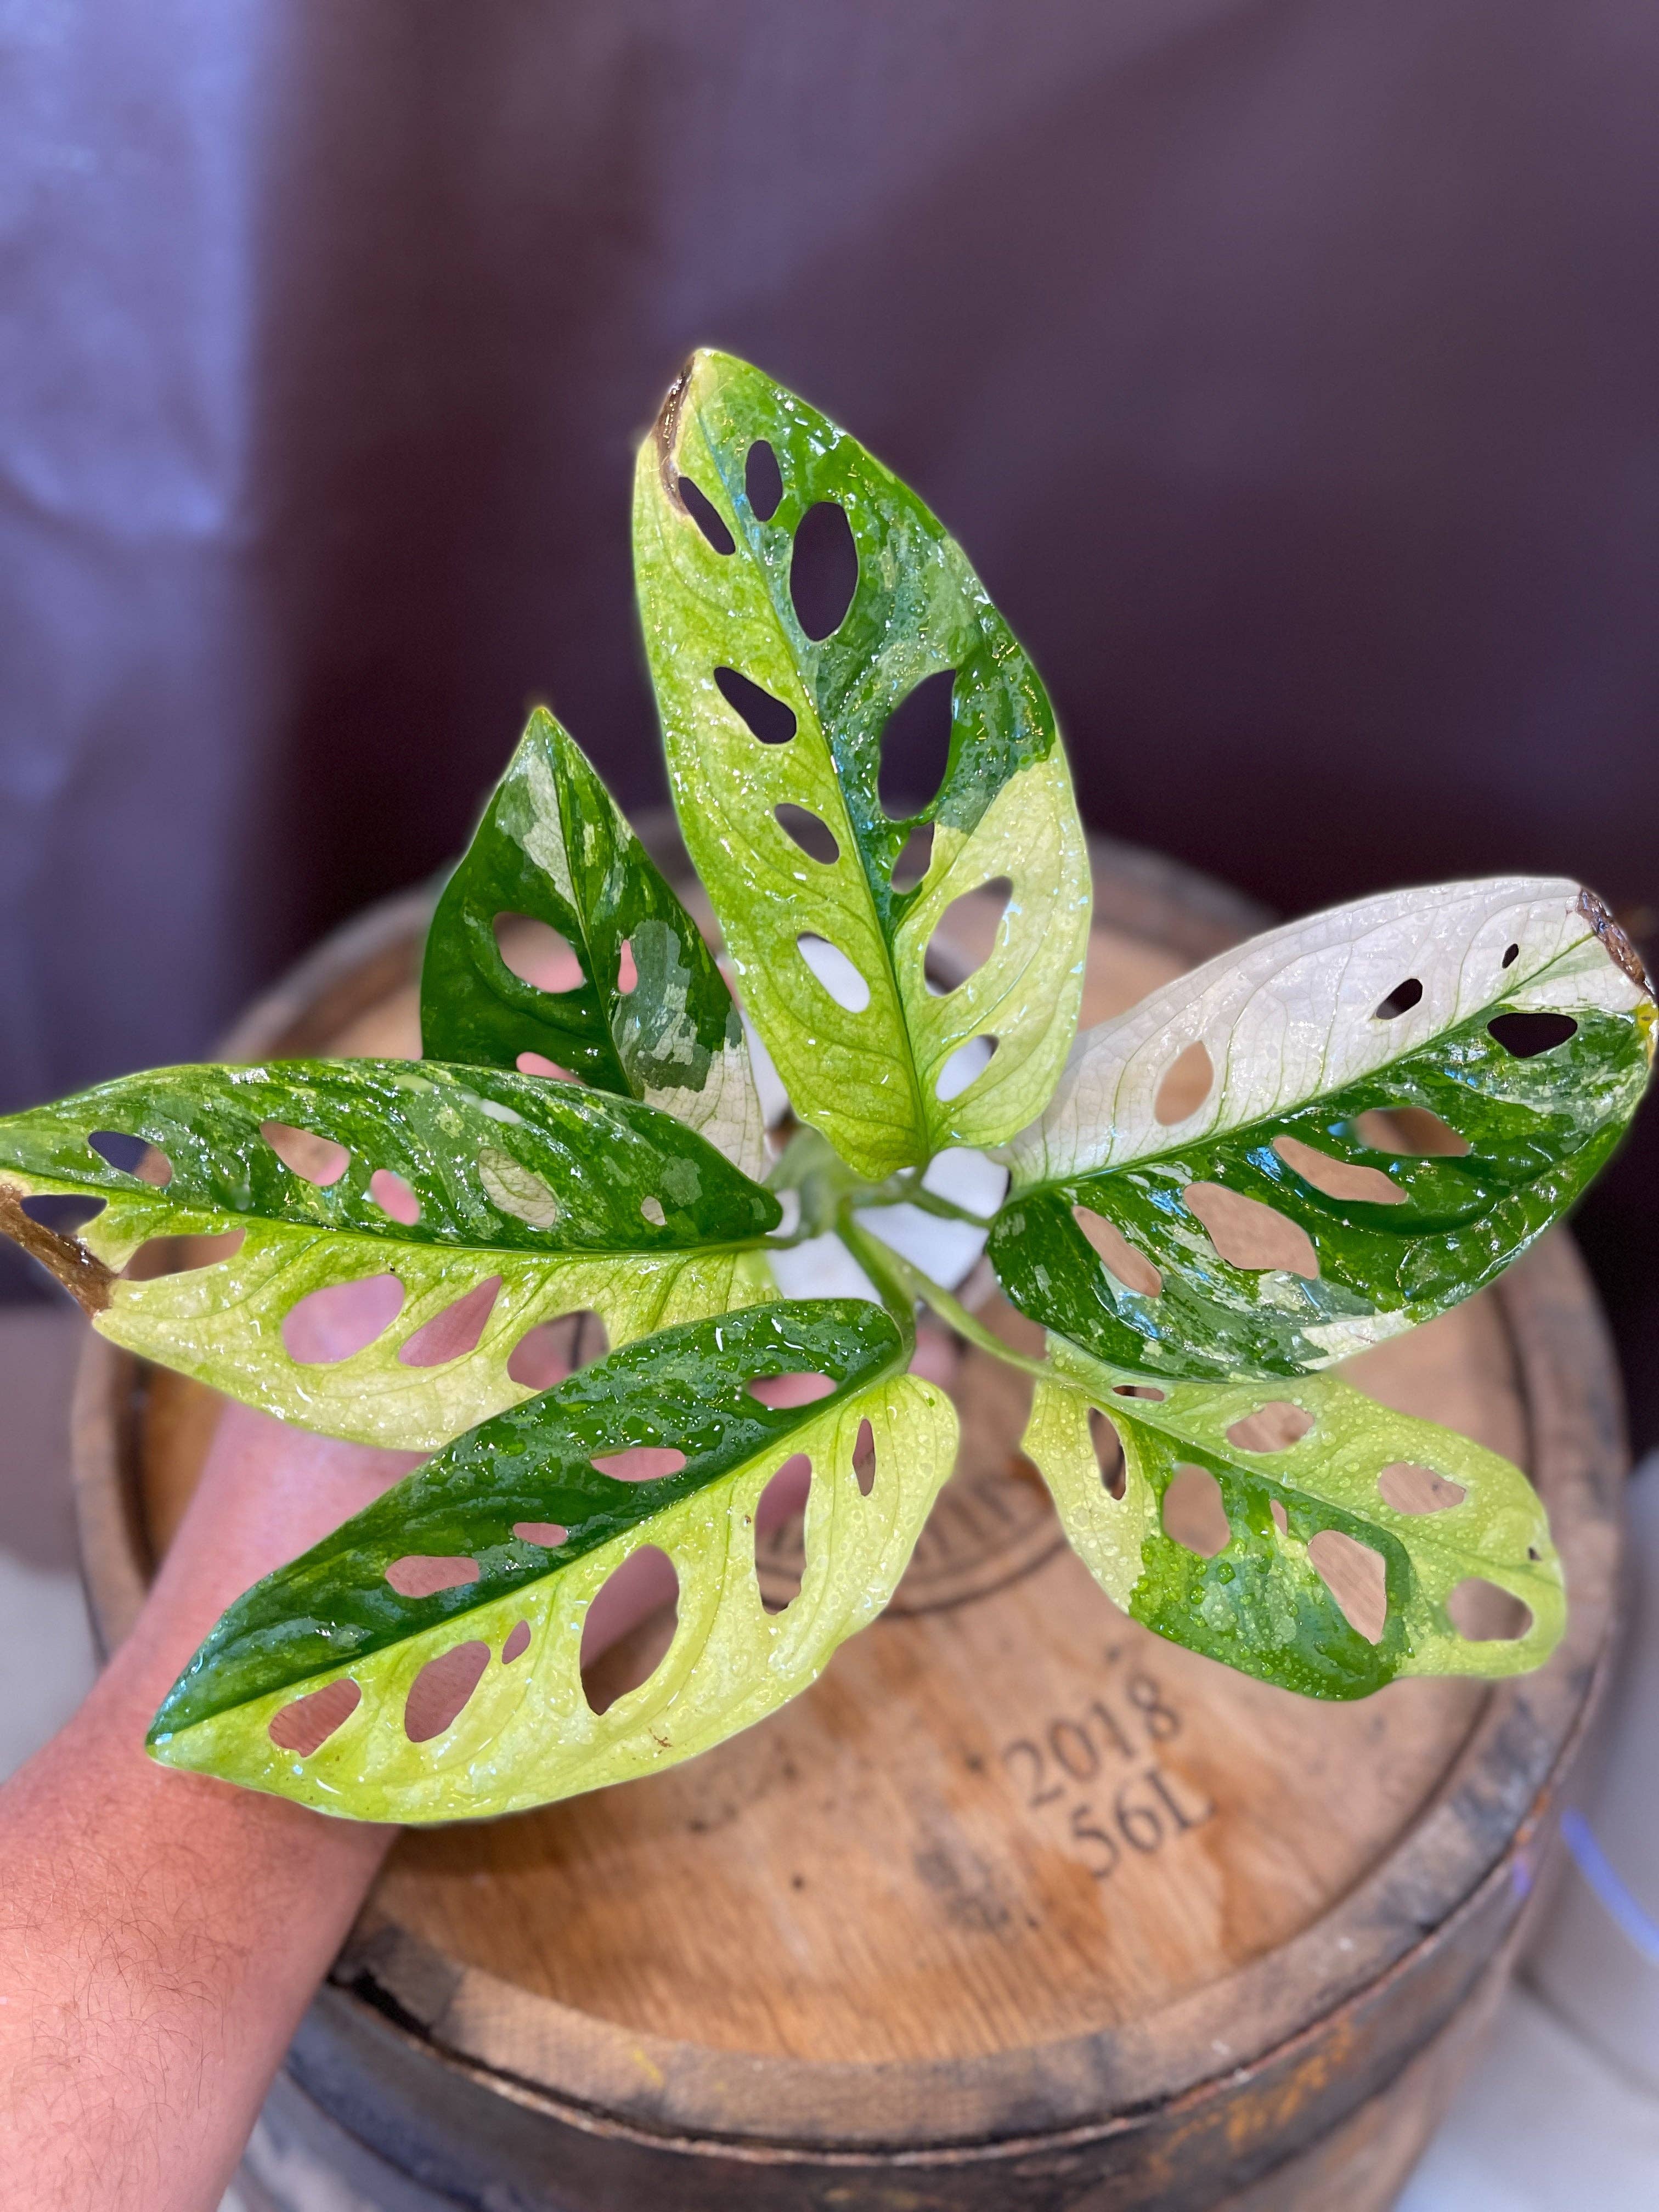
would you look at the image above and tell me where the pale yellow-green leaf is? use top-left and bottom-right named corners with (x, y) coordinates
top-left (1022, 1333), bottom-right (1563, 1697)
top-left (98, 1218), bottom-right (775, 1450)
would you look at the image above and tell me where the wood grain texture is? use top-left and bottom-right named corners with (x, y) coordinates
top-left (70, 834), bottom-right (1627, 2210)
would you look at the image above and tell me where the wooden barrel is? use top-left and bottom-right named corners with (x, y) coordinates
top-left (71, 833), bottom-right (1628, 2212)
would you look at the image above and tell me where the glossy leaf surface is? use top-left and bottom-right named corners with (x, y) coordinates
top-left (0, 1060), bottom-right (777, 1448)
top-left (994, 879), bottom-right (1654, 1378)
top-left (148, 1301), bottom-right (957, 1821)
top-left (634, 349), bottom-right (1091, 1178)
top-left (1023, 1335), bottom-right (1563, 1698)
top-left (422, 708), bottom-right (767, 1177)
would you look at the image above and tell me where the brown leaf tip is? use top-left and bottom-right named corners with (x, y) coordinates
top-left (1577, 887), bottom-right (1653, 996)
top-left (653, 356), bottom-right (695, 497)
top-left (0, 1181), bottom-right (115, 1315)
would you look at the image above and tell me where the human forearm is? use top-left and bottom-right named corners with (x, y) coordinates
top-left (0, 1646), bottom-right (391, 2210)
top-left (0, 1409), bottom-right (402, 2212)
top-left (0, 1380), bottom-right (689, 2211)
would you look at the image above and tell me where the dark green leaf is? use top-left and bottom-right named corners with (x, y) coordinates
top-left (422, 708), bottom-right (767, 1176)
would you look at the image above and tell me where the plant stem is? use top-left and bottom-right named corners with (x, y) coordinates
top-left (828, 1210), bottom-right (920, 1343)
top-left (835, 1214), bottom-right (1055, 1384)
top-left (870, 1182), bottom-right (988, 1224)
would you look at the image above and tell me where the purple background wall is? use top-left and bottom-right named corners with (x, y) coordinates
top-left (3, 1), bottom-right (1655, 1438)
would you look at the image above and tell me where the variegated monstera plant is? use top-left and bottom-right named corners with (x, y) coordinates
top-left (2, 353), bottom-right (1652, 1823)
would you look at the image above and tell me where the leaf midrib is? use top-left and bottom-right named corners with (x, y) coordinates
top-left (101, 1212), bottom-right (778, 1267)
top-left (153, 1338), bottom-right (912, 1740)
top-left (1104, 1390), bottom-right (1549, 1585)
top-left (691, 387), bottom-right (931, 1170)
top-left (540, 729), bottom-right (646, 1099)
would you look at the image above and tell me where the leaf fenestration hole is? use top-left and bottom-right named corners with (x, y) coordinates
top-left (507, 1308), bottom-right (608, 1391)
top-left (88, 1130), bottom-right (173, 1185)
top-left (591, 1444), bottom-right (688, 1481)
top-left (891, 820), bottom-right (935, 892)
top-left (935, 1034), bottom-right (998, 1103)
top-left (797, 933), bottom-right (871, 1012)
top-left (746, 1370), bottom-right (836, 1408)
top-left (582, 1547), bottom-right (679, 1711)
top-left (501, 1621), bottom-right (532, 1664)
top-left (1114, 1383), bottom-right (1166, 1400)
top-left (1088, 1408), bottom-right (1126, 1499)
top-left (1378, 1461), bottom-right (1467, 1514)
top-left (923, 941), bottom-right (964, 998)
top-left (283, 1274), bottom-right (405, 1364)
top-left (877, 668), bottom-right (955, 817)
top-left (397, 1276), bottom-right (501, 1368)
top-left (494, 914), bottom-right (583, 992)
top-left (616, 939), bottom-right (639, 995)
top-left (1163, 1464), bottom-right (1231, 1557)
top-left (516, 1052), bottom-right (578, 1081)
top-left (1447, 1578), bottom-right (1533, 1641)
top-left (1184, 1183), bottom-right (1321, 1278)
top-left (1153, 1042), bottom-right (1214, 1126)
top-left (755, 1452), bottom-right (813, 1611)
top-left (513, 1521), bottom-right (568, 1548)
top-left (404, 1641), bottom-right (492, 1742)
top-left (1308, 1530), bottom-right (1389, 1643)
top-left (1073, 1205), bottom-right (1163, 1297)
top-left (261, 1121), bottom-right (350, 1188)
top-left (789, 499), bottom-right (857, 639)
top-left (852, 1417), bottom-right (876, 1497)
top-left (269, 1678), bottom-right (360, 1756)
top-left (926, 878), bottom-right (1012, 993)
top-left (1354, 1106), bottom-right (1472, 1158)
top-left (123, 1228), bottom-right (247, 1280)
top-left (21, 1194), bottom-right (106, 1233)
top-left (640, 1194), bottom-right (667, 1227)
top-left (88, 1129), bottom-right (146, 1176)
top-left (385, 1555), bottom-right (482, 1598)
top-left (745, 438), bottom-right (783, 521)
top-left (678, 473), bottom-right (735, 554)
top-left (1273, 1134), bottom-right (1406, 1207)
top-left (1502, 942), bottom-right (1520, 968)
top-left (1226, 1400), bottom-right (1314, 1453)
top-left (1271, 1499), bottom-right (1290, 1534)
top-left (1373, 977), bottom-right (1424, 1020)
top-left (774, 804), bottom-right (840, 865)
top-left (369, 1168), bottom-right (421, 1225)
top-left (714, 665), bottom-right (797, 745)
top-left (1488, 1012), bottom-right (1578, 1058)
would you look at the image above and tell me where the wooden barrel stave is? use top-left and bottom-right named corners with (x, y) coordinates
top-left (261, 1846), bottom-right (1544, 2212)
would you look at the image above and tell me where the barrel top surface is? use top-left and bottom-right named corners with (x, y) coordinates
top-left (73, 845), bottom-right (1626, 2158)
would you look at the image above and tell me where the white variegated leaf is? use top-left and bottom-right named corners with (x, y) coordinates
top-left (992, 878), bottom-right (1653, 1379)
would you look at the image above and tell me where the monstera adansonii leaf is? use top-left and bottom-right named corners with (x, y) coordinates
top-left (991, 878), bottom-right (1654, 1379)
top-left (1021, 1337), bottom-right (1564, 1697)
top-left (633, 348), bottom-right (1092, 1180)
top-left (0, 1060), bottom-right (780, 1449)
top-left (421, 707), bottom-right (769, 1179)
top-left (146, 1299), bottom-right (957, 1820)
